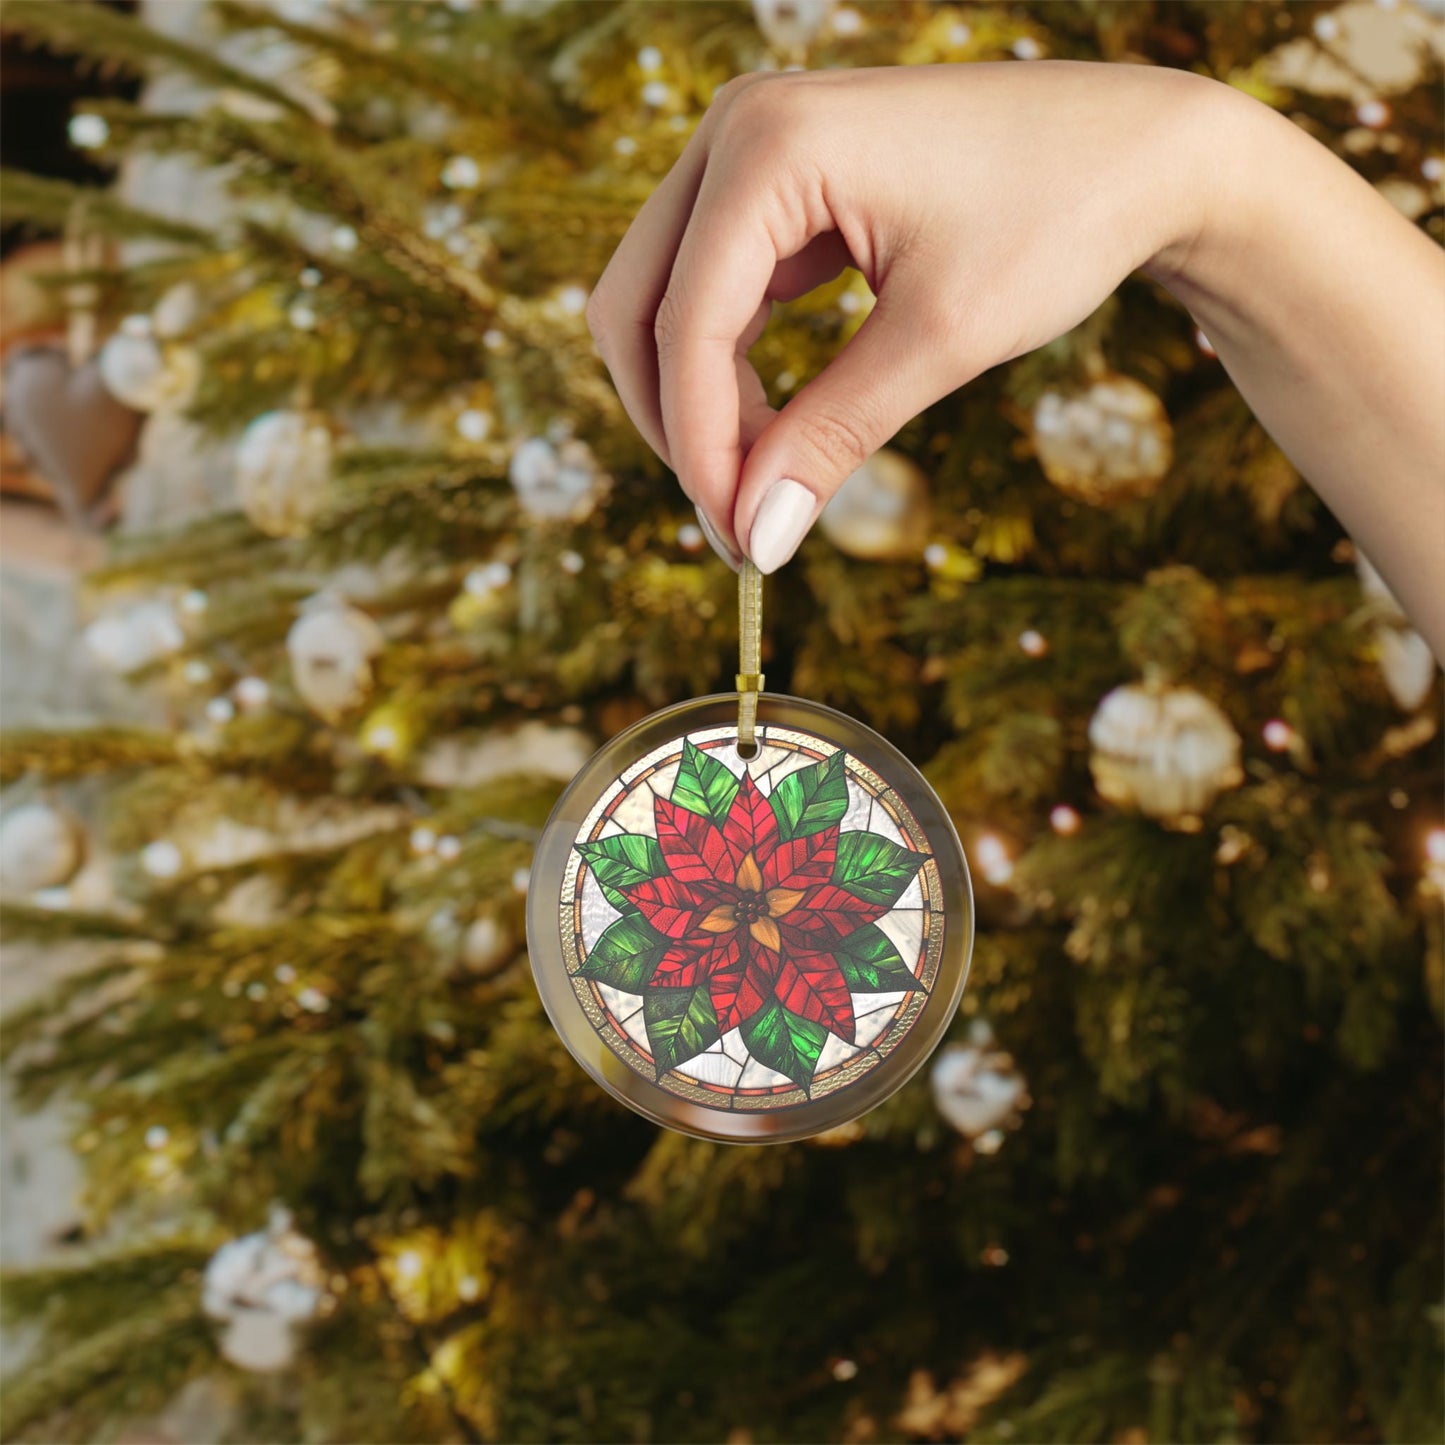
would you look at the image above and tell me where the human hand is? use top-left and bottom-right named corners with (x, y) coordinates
top-left (585, 61), bottom-right (1219, 573)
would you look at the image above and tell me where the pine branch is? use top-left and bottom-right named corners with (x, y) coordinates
top-left (0, 170), bottom-right (212, 247)
top-left (212, 0), bottom-right (570, 143)
top-left (0, 1273), bottom-right (213, 1441)
top-left (0, 903), bottom-right (153, 944)
top-left (0, 728), bottom-right (178, 784)
top-left (2, 0), bottom-right (308, 116)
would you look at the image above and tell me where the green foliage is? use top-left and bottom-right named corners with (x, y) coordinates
top-left (0, 1), bottom-right (1440, 1442)
top-left (0, 1240), bottom-right (217, 1442)
top-left (0, 169), bottom-right (211, 248)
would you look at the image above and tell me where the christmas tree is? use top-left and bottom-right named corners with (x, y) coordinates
top-left (1, 2), bottom-right (1442, 1441)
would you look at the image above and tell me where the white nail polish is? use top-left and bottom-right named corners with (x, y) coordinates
top-left (695, 505), bottom-right (742, 571)
top-left (748, 478), bottom-right (816, 575)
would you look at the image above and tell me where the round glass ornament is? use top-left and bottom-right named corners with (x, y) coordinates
top-left (528, 692), bottom-right (973, 1143)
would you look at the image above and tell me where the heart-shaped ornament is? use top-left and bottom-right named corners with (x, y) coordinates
top-left (2, 345), bottom-right (142, 528)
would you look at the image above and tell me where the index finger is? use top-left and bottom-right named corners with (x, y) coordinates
top-left (655, 157), bottom-right (801, 544)
top-left (586, 133), bottom-right (712, 470)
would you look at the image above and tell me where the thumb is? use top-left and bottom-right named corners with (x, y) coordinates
top-left (733, 285), bottom-right (965, 574)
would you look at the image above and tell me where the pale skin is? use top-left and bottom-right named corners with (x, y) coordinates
top-left (586, 62), bottom-right (1445, 660)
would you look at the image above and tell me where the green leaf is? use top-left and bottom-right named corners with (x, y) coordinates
top-left (768, 751), bottom-right (849, 841)
top-left (670, 739), bottom-right (739, 827)
top-left (740, 999), bottom-right (827, 1089)
top-left (575, 834), bottom-right (665, 911)
top-left (644, 984), bottom-right (720, 1074)
top-left (832, 925), bottom-right (927, 994)
top-left (832, 831), bottom-right (929, 907)
top-left (575, 915), bottom-right (672, 992)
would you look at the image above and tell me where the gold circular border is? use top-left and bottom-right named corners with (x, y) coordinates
top-left (528, 695), bottom-right (974, 1144)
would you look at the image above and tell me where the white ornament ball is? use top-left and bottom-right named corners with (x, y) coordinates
top-left (930, 1028), bottom-right (1029, 1141)
top-left (235, 411), bottom-right (336, 538)
top-left (1375, 627), bottom-right (1436, 712)
top-left (1088, 682), bottom-right (1243, 822)
top-left (752, 0), bottom-right (835, 53)
top-left (68, 112), bottom-right (110, 149)
top-left (508, 434), bottom-right (602, 521)
top-left (84, 599), bottom-right (184, 674)
top-left (234, 676), bottom-right (271, 711)
top-left (818, 448), bottom-right (932, 561)
top-left (462, 914), bottom-right (513, 974)
top-left (441, 154), bottom-right (482, 190)
top-left (141, 839), bottom-right (184, 879)
top-left (1356, 553), bottom-right (1437, 711)
top-left (286, 596), bottom-right (384, 722)
top-left (216, 1308), bottom-right (299, 1373)
top-left (152, 282), bottom-right (200, 340)
top-left (456, 408), bottom-right (492, 443)
top-left (203, 1209), bottom-right (325, 1374)
top-left (1032, 374), bottom-right (1173, 505)
top-left (0, 803), bottom-right (85, 893)
top-left (98, 330), bottom-right (198, 412)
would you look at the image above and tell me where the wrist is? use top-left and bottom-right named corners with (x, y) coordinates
top-left (1139, 73), bottom-right (1265, 294)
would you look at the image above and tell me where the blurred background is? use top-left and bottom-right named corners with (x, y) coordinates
top-left (0, 2), bottom-right (1441, 1442)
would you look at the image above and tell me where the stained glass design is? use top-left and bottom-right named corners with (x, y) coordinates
top-left (558, 724), bottom-right (946, 1109)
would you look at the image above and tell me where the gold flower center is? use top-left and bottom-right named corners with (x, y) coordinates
top-left (698, 851), bottom-right (805, 953)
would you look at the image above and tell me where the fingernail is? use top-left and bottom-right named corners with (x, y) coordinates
top-left (747, 478), bottom-right (816, 575)
top-left (695, 505), bottom-right (742, 571)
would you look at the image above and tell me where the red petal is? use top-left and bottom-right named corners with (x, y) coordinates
top-left (722, 772), bottom-right (779, 873)
top-left (773, 951), bottom-right (856, 1042)
top-left (709, 940), bottom-right (779, 1034)
top-left (623, 874), bottom-right (716, 940)
top-left (654, 796), bottom-right (735, 888)
top-left (647, 943), bottom-right (706, 989)
top-left (650, 935), bottom-right (738, 991)
top-left (762, 825), bottom-right (839, 892)
top-left (782, 884), bottom-right (889, 942)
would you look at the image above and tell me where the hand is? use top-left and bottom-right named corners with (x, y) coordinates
top-left (586, 61), bottom-right (1216, 572)
top-left (588, 61), bottom-right (1445, 662)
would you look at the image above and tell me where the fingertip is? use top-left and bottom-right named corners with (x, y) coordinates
top-left (695, 504), bottom-right (743, 571)
top-left (745, 478), bottom-right (819, 575)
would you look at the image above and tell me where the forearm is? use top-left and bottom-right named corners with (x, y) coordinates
top-left (1143, 79), bottom-right (1445, 659)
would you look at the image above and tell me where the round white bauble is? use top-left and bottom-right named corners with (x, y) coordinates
top-left (152, 282), bottom-right (200, 340)
top-left (141, 839), bottom-right (184, 879)
top-left (508, 435), bottom-right (601, 521)
top-left (98, 331), bottom-right (198, 412)
top-left (818, 448), bottom-right (932, 561)
top-left (217, 1308), bottom-right (299, 1373)
top-left (930, 1030), bottom-right (1029, 1141)
top-left (417, 721), bottom-right (594, 789)
top-left (462, 914), bottom-right (513, 974)
top-left (1356, 552), bottom-right (1438, 710)
top-left (235, 410), bottom-right (336, 538)
top-left (83, 599), bottom-right (185, 673)
top-left (286, 596), bottom-right (384, 722)
top-left (752, 0), bottom-right (835, 53)
top-left (1376, 626), bottom-right (1436, 712)
top-left (203, 1208), bottom-right (325, 1364)
top-left (0, 802), bottom-right (85, 893)
top-left (1088, 682), bottom-right (1243, 822)
top-left (203, 1208), bottom-right (325, 1372)
top-left (1032, 374), bottom-right (1173, 505)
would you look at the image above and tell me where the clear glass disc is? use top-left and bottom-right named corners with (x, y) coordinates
top-left (527, 694), bottom-right (974, 1143)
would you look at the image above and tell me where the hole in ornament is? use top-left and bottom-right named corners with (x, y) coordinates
top-left (735, 738), bottom-right (760, 761)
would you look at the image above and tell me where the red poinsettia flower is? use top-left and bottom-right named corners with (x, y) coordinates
top-left (620, 773), bottom-right (888, 1042)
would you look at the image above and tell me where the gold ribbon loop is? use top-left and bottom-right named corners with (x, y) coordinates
top-left (737, 560), bottom-right (764, 753)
